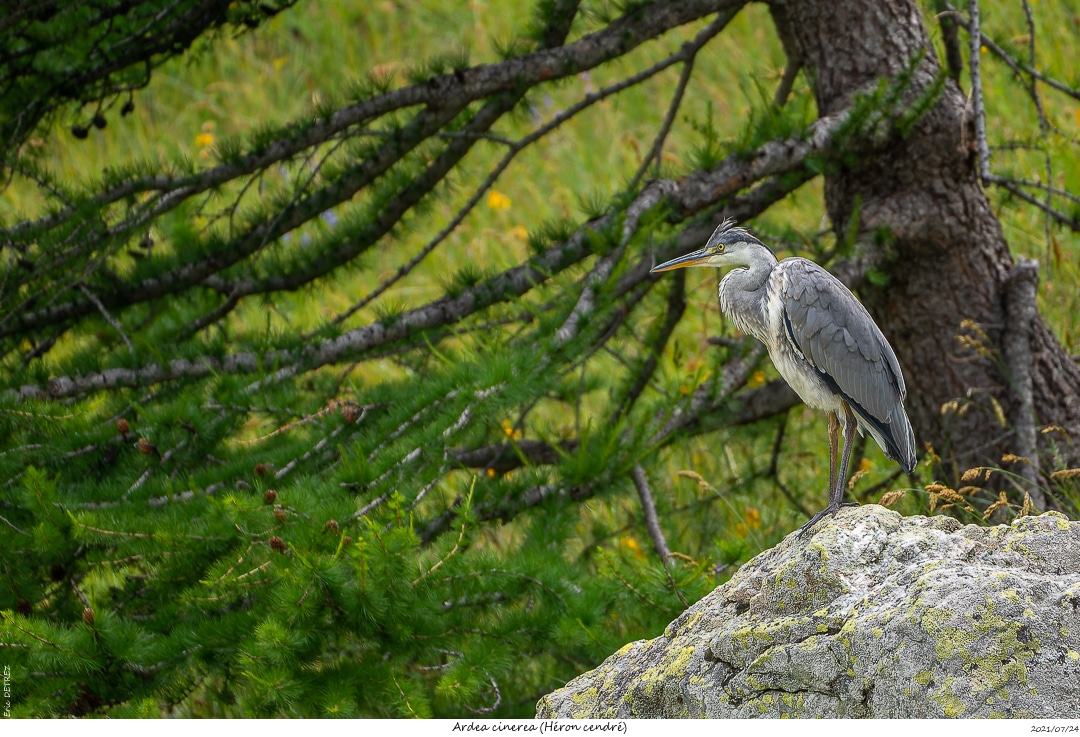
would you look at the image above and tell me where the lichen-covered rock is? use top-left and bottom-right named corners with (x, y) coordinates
top-left (536, 506), bottom-right (1080, 718)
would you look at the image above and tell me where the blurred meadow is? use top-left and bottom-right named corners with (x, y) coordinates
top-left (3, 0), bottom-right (1079, 605)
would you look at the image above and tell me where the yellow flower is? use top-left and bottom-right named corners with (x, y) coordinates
top-left (486, 468), bottom-right (496, 478)
top-left (195, 132), bottom-right (215, 148)
top-left (858, 457), bottom-right (873, 473)
top-left (501, 420), bottom-right (522, 440)
top-left (620, 536), bottom-right (644, 560)
top-left (487, 190), bottom-right (511, 211)
top-left (272, 56), bottom-right (288, 71)
top-left (510, 225), bottom-right (528, 240)
top-left (744, 507), bottom-right (761, 530)
top-left (980, 45), bottom-right (988, 54)
top-left (748, 370), bottom-right (766, 388)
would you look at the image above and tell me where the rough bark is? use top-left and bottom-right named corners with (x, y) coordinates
top-left (769, 0), bottom-right (1080, 482)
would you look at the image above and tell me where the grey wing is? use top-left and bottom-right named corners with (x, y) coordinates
top-left (779, 258), bottom-right (916, 472)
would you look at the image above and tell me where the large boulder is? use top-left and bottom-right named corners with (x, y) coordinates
top-left (537, 505), bottom-right (1080, 718)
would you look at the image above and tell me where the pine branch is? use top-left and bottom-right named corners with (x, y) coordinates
top-left (629, 48), bottom-right (698, 189)
top-left (21, 107), bottom-right (858, 399)
top-left (448, 379), bottom-right (798, 538)
top-left (4, 0), bottom-right (743, 350)
top-left (78, 284), bottom-right (134, 356)
top-left (329, 8), bottom-right (733, 329)
top-left (946, 13), bottom-right (1080, 104)
top-left (612, 270), bottom-right (686, 421)
top-left (968, 0), bottom-right (992, 184)
top-left (1003, 258), bottom-right (1043, 505)
top-left (3, 0), bottom-right (743, 246)
top-left (1, 1), bottom-right (300, 150)
top-left (987, 176), bottom-right (1080, 232)
top-left (773, 59), bottom-right (802, 109)
top-left (203, 0), bottom-right (589, 306)
top-left (4, 100), bottom-right (470, 338)
top-left (554, 178), bottom-right (677, 347)
top-left (763, 412), bottom-right (813, 519)
top-left (424, 299), bottom-right (805, 547)
top-left (631, 464), bottom-right (670, 561)
top-left (453, 439), bottom-right (579, 474)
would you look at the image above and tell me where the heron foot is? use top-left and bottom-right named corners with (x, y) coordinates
top-left (796, 501), bottom-right (860, 538)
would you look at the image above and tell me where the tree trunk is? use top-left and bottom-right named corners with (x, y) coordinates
top-left (768, 0), bottom-right (1080, 489)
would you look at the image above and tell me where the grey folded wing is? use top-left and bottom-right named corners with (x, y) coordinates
top-left (779, 258), bottom-right (916, 472)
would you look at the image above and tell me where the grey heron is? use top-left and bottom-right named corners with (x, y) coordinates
top-left (651, 219), bottom-right (916, 535)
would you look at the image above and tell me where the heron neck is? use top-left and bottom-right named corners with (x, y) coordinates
top-left (718, 248), bottom-right (776, 342)
top-left (722, 246), bottom-right (776, 295)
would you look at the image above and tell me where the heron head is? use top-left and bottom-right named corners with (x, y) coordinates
top-left (650, 218), bottom-right (771, 273)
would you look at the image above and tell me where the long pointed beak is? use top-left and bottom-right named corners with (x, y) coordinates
top-left (650, 247), bottom-right (712, 273)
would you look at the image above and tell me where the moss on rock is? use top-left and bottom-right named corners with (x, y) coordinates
top-left (537, 507), bottom-right (1080, 718)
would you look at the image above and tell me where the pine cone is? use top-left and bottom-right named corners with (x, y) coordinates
top-left (341, 402), bottom-right (362, 423)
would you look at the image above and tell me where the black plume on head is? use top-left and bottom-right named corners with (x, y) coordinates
top-left (707, 218), bottom-right (766, 249)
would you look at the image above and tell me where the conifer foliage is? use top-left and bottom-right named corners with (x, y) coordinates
top-left (1, 0), bottom-right (1078, 718)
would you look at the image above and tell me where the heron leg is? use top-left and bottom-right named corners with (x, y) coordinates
top-left (798, 402), bottom-right (860, 538)
top-left (827, 412), bottom-right (840, 497)
top-left (831, 402), bottom-right (859, 509)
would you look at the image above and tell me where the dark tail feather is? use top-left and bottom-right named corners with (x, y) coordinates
top-left (817, 370), bottom-right (917, 475)
top-left (849, 399), bottom-right (917, 474)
